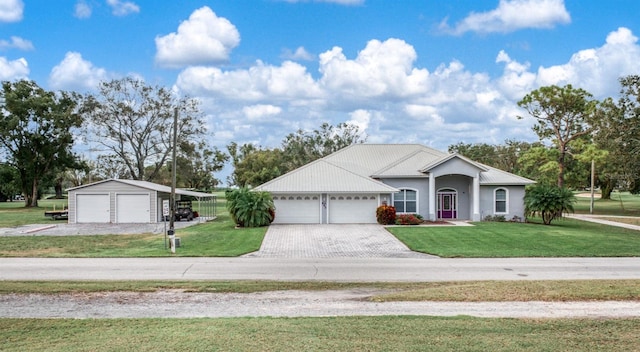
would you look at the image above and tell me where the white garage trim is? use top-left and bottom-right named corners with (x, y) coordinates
top-left (272, 194), bottom-right (321, 224)
top-left (76, 193), bottom-right (110, 223)
top-left (116, 193), bottom-right (151, 223)
top-left (328, 194), bottom-right (378, 224)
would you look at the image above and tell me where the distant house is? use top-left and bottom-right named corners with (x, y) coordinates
top-left (254, 144), bottom-right (534, 224)
top-left (66, 179), bottom-right (216, 224)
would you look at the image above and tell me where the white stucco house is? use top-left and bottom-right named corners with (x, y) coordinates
top-left (254, 144), bottom-right (535, 224)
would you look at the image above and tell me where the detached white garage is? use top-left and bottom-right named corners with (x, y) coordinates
top-left (66, 179), bottom-right (216, 224)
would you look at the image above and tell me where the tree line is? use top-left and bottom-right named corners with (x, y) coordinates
top-left (1, 75), bottom-right (639, 207)
top-left (450, 77), bottom-right (640, 200)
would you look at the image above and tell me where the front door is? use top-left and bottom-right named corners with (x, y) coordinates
top-left (437, 191), bottom-right (457, 219)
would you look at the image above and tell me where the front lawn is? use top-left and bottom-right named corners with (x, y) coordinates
top-left (0, 214), bottom-right (267, 257)
top-left (388, 218), bottom-right (640, 257)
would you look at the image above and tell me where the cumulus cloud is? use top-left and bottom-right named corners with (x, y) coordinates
top-left (0, 56), bottom-right (28, 80)
top-left (174, 27), bottom-right (640, 159)
top-left (281, 46), bottom-right (314, 61)
top-left (0, 36), bottom-right (33, 51)
top-left (0, 0), bottom-right (23, 22)
top-left (74, 0), bottom-right (92, 19)
top-left (106, 0), bottom-right (139, 16)
top-left (243, 104), bottom-right (282, 120)
top-left (498, 27), bottom-right (640, 98)
top-left (440, 0), bottom-right (570, 35)
top-left (49, 52), bottom-right (109, 91)
top-left (319, 38), bottom-right (429, 101)
top-left (155, 6), bottom-right (240, 68)
top-left (177, 60), bottom-right (323, 102)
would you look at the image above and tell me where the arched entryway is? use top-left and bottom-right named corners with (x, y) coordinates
top-left (437, 188), bottom-right (457, 219)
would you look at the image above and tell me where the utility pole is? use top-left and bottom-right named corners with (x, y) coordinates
top-left (590, 159), bottom-right (595, 214)
top-left (168, 107), bottom-right (178, 253)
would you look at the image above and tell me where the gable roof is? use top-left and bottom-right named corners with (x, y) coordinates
top-left (253, 159), bottom-right (399, 193)
top-left (67, 179), bottom-right (215, 198)
top-left (254, 143), bottom-right (534, 192)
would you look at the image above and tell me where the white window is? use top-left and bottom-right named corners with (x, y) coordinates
top-left (393, 189), bottom-right (417, 213)
top-left (494, 188), bottom-right (508, 214)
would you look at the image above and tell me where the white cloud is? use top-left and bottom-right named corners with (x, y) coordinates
top-left (0, 56), bottom-right (28, 80)
top-left (534, 27), bottom-right (640, 97)
top-left (243, 104), bottom-right (282, 120)
top-left (0, 36), bottom-right (33, 50)
top-left (441, 0), bottom-right (570, 35)
top-left (174, 27), bottom-right (640, 160)
top-left (49, 52), bottom-right (109, 91)
top-left (346, 109), bottom-right (371, 133)
top-left (281, 46), bottom-right (314, 61)
top-left (177, 60), bottom-right (323, 102)
top-left (155, 6), bottom-right (240, 68)
top-left (0, 0), bottom-right (23, 22)
top-left (319, 38), bottom-right (429, 101)
top-left (74, 1), bottom-right (92, 19)
top-left (106, 0), bottom-right (139, 17)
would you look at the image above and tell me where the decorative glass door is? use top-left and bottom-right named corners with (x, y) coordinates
top-left (437, 190), bottom-right (457, 219)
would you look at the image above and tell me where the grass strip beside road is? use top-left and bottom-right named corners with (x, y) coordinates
top-left (2, 316), bottom-right (639, 352)
top-left (1, 280), bottom-right (638, 302)
top-left (0, 214), bottom-right (266, 257)
top-left (388, 218), bottom-right (640, 258)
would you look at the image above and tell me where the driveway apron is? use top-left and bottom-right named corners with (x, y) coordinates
top-left (247, 224), bottom-right (435, 258)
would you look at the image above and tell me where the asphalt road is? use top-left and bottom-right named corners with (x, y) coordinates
top-left (2, 257), bottom-right (639, 282)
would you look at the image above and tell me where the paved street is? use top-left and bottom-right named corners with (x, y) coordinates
top-left (2, 257), bottom-right (639, 282)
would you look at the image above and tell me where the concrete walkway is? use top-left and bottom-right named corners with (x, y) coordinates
top-left (567, 214), bottom-right (640, 231)
top-left (246, 224), bottom-right (435, 258)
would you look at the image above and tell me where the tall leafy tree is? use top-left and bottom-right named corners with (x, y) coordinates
top-left (282, 122), bottom-right (366, 170)
top-left (518, 85), bottom-right (600, 188)
top-left (0, 80), bottom-right (83, 207)
top-left (175, 140), bottom-right (228, 190)
top-left (80, 77), bottom-right (205, 182)
top-left (594, 76), bottom-right (640, 196)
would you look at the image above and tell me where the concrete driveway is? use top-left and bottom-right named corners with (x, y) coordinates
top-left (246, 224), bottom-right (436, 258)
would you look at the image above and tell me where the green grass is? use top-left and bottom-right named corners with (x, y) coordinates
top-left (0, 198), bottom-right (68, 227)
top-left (0, 213), bottom-right (266, 257)
top-left (1, 317), bottom-right (638, 351)
top-left (1, 280), bottom-right (638, 302)
top-left (574, 191), bottom-right (640, 216)
top-left (388, 218), bottom-right (640, 257)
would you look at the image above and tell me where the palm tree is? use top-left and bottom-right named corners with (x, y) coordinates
top-left (524, 184), bottom-right (575, 225)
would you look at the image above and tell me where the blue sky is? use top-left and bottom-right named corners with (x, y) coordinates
top-left (2, 0), bottom-right (640, 173)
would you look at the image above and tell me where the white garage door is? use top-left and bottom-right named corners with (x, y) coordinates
top-left (116, 193), bottom-right (151, 223)
top-left (329, 194), bottom-right (378, 224)
top-left (272, 194), bottom-right (320, 224)
top-left (76, 194), bottom-right (110, 223)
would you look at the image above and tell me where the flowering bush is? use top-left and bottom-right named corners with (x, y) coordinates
top-left (376, 205), bottom-right (396, 225)
top-left (395, 213), bottom-right (423, 225)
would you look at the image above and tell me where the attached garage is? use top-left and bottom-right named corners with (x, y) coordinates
top-left (272, 194), bottom-right (320, 224)
top-left (76, 194), bottom-right (110, 223)
top-left (66, 179), bottom-right (217, 224)
top-left (328, 194), bottom-right (378, 224)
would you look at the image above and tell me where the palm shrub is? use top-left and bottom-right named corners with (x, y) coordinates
top-left (225, 188), bottom-right (275, 227)
top-left (524, 184), bottom-right (575, 225)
